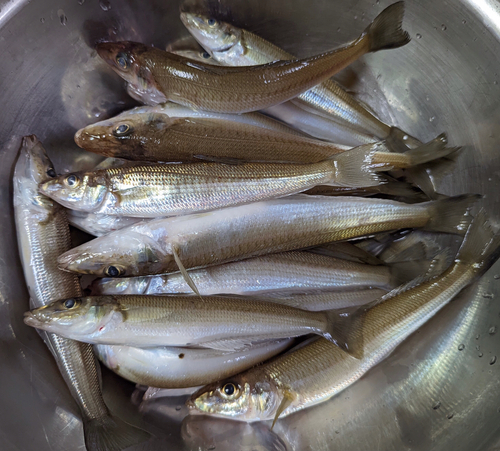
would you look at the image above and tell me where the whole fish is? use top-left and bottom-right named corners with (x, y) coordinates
top-left (94, 339), bottom-right (293, 388)
top-left (56, 194), bottom-right (479, 277)
top-left (181, 5), bottom-right (419, 148)
top-left (91, 251), bottom-right (424, 296)
top-left (96, 3), bottom-right (410, 113)
top-left (187, 212), bottom-right (500, 422)
top-left (13, 136), bottom-right (149, 451)
top-left (24, 295), bottom-right (347, 350)
top-left (73, 103), bottom-right (454, 168)
top-left (39, 150), bottom-right (383, 218)
top-left (67, 210), bottom-right (143, 236)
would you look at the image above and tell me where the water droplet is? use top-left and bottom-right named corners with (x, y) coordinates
top-left (99, 0), bottom-right (111, 11)
top-left (490, 356), bottom-right (497, 365)
top-left (441, 24), bottom-right (447, 31)
top-left (40, 17), bottom-right (45, 23)
top-left (462, 19), bottom-right (467, 24)
top-left (416, 33), bottom-right (422, 39)
top-left (476, 334), bottom-right (480, 340)
top-left (494, 275), bottom-right (500, 279)
top-left (476, 345), bottom-right (481, 351)
top-left (483, 293), bottom-right (494, 299)
top-left (175, 405), bottom-right (182, 411)
top-left (354, 15), bottom-right (358, 20)
top-left (479, 352), bottom-right (484, 357)
top-left (490, 326), bottom-right (497, 335)
top-left (337, 27), bottom-right (341, 32)
top-left (458, 344), bottom-right (465, 351)
top-left (375, 0), bottom-right (380, 4)
top-left (433, 401), bottom-right (441, 410)
top-left (429, 116), bottom-right (435, 122)
top-left (335, 430), bottom-right (340, 434)
top-left (207, 447), bottom-right (216, 451)
top-left (57, 9), bottom-right (67, 26)
top-left (78, 0), bottom-right (85, 4)
top-left (447, 413), bottom-right (454, 419)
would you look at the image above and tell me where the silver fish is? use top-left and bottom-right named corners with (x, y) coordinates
top-left (187, 212), bottom-right (500, 422)
top-left (13, 135), bottom-right (149, 451)
top-left (67, 210), bottom-right (143, 236)
top-left (56, 194), bottom-right (479, 278)
top-left (94, 339), bottom-right (293, 388)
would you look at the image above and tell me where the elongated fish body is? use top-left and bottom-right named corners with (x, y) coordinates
top-left (13, 136), bottom-right (149, 451)
top-left (24, 295), bottom-right (342, 349)
top-left (96, 3), bottom-right (410, 113)
top-left (56, 194), bottom-right (478, 278)
top-left (187, 213), bottom-right (500, 421)
top-left (91, 251), bottom-right (398, 296)
top-left (38, 154), bottom-right (382, 218)
top-left (94, 339), bottom-right (293, 388)
top-left (74, 106), bottom-right (354, 164)
top-left (67, 210), bottom-right (143, 236)
top-left (181, 5), bottom-right (419, 146)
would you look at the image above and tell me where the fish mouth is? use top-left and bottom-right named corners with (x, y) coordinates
top-left (23, 311), bottom-right (44, 328)
top-left (179, 12), bottom-right (204, 30)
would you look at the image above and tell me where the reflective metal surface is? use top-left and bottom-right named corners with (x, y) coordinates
top-left (1, 0), bottom-right (500, 450)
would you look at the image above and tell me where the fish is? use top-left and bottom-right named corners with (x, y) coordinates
top-left (96, 2), bottom-right (410, 113)
top-left (90, 251), bottom-right (425, 296)
top-left (180, 4), bottom-right (420, 148)
top-left (24, 294), bottom-right (350, 351)
top-left (94, 339), bottom-right (293, 388)
top-left (187, 211), bottom-right (500, 423)
top-left (56, 194), bottom-right (479, 277)
top-left (12, 135), bottom-right (150, 451)
top-left (73, 103), bottom-right (455, 168)
top-left (38, 151), bottom-right (384, 218)
top-left (67, 210), bottom-right (143, 236)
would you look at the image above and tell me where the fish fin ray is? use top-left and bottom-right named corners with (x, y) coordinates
top-left (171, 245), bottom-right (202, 300)
top-left (324, 309), bottom-right (365, 359)
top-left (389, 258), bottom-right (435, 286)
top-left (272, 390), bottom-right (295, 430)
top-left (365, 1), bottom-right (411, 52)
top-left (200, 338), bottom-right (253, 352)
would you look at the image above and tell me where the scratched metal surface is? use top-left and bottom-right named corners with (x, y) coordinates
top-left (1, 0), bottom-right (500, 450)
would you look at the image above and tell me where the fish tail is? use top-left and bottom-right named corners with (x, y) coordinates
top-left (455, 210), bottom-right (500, 279)
top-left (388, 259), bottom-right (436, 287)
top-left (424, 193), bottom-right (482, 235)
top-left (323, 309), bottom-right (365, 359)
top-left (365, 1), bottom-right (411, 52)
top-left (325, 145), bottom-right (384, 188)
top-left (83, 414), bottom-right (151, 451)
top-left (385, 126), bottom-right (423, 152)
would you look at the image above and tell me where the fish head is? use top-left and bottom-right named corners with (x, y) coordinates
top-left (187, 374), bottom-right (279, 421)
top-left (57, 230), bottom-right (168, 277)
top-left (180, 13), bottom-right (242, 59)
top-left (23, 296), bottom-right (115, 338)
top-left (171, 48), bottom-right (217, 64)
top-left (96, 41), bottom-right (167, 105)
top-left (39, 172), bottom-right (107, 212)
top-left (75, 112), bottom-right (175, 159)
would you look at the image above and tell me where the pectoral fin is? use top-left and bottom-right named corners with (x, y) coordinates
top-left (272, 390), bottom-right (295, 430)
top-left (172, 245), bottom-right (202, 300)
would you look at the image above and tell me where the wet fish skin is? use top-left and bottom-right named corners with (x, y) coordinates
top-left (39, 153), bottom-right (381, 217)
top-left (181, 4), bottom-right (418, 146)
top-left (91, 251), bottom-right (410, 296)
top-left (56, 194), bottom-right (479, 278)
top-left (187, 212), bottom-right (500, 421)
top-left (94, 339), bottom-right (293, 388)
top-left (97, 3), bottom-right (410, 113)
top-left (13, 135), bottom-right (149, 451)
top-left (24, 295), bottom-right (343, 349)
top-left (67, 210), bottom-right (143, 236)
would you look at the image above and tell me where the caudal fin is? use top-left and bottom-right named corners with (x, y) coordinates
top-left (83, 414), bottom-right (150, 451)
top-left (324, 309), bottom-right (365, 359)
top-left (455, 210), bottom-right (500, 279)
top-left (365, 1), bottom-right (411, 52)
top-left (424, 194), bottom-right (482, 235)
top-left (389, 259), bottom-right (435, 286)
top-left (385, 127), bottom-right (423, 152)
top-left (326, 144), bottom-right (384, 188)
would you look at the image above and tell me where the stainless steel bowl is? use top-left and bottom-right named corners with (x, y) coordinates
top-left (2, 0), bottom-right (500, 450)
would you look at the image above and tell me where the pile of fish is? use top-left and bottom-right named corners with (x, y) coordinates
top-left (13, 2), bottom-right (500, 450)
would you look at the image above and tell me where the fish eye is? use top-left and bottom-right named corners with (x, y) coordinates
top-left (46, 168), bottom-right (56, 178)
top-left (64, 174), bottom-right (80, 187)
top-left (221, 382), bottom-right (239, 399)
top-left (207, 18), bottom-right (217, 26)
top-left (64, 298), bottom-right (76, 309)
top-left (115, 52), bottom-right (130, 70)
top-left (201, 51), bottom-right (211, 59)
top-left (105, 265), bottom-right (124, 277)
top-left (113, 124), bottom-right (132, 137)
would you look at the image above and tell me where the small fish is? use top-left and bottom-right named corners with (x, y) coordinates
top-left (56, 194), bottom-right (479, 277)
top-left (24, 294), bottom-right (350, 351)
top-left (94, 339), bottom-right (293, 388)
top-left (96, 3), bottom-right (410, 113)
top-left (187, 211), bottom-right (500, 422)
top-left (13, 136), bottom-right (149, 451)
top-left (181, 4), bottom-right (419, 148)
top-left (38, 151), bottom-right (383, 217)
top-left (67, 210), bottom-right (143, 236)
top-left (91, 251), bottom-right (425, 296)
